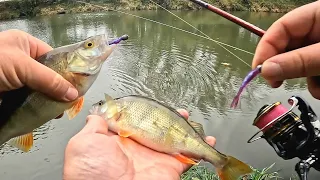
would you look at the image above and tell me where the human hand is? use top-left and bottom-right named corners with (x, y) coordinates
top-left (63, 109), bottom-right (216, 180)
top-left (0, 29), bottom-right (78, 102)
top-left (252, 1), bottom-right (320, 99)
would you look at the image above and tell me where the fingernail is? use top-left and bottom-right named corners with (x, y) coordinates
top-left (262, 61), bottom-right (282, 78)
top-left (64, 87), bottom-right (78, 101)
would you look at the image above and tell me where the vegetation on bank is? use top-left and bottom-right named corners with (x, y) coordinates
top-left (181, 163), bottom-right (299, 180)
top-left (0, 0), bottom-right (315, 20)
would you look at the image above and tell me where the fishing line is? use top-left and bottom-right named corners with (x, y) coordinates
top-left (76, 0), bottom-right (254, 61)
top-left (148, 0), bottom-right (252, 67)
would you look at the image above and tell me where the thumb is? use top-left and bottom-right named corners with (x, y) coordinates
top-left (77, 115), bottom-right (109, 136)
top-left (261, 42), bottom-right (320, 86)
top-left (21, 55), bottom-right (79, 101)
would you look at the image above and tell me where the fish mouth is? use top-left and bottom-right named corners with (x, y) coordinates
top-left (69, 43), bottom-right (115, 76)
top-left (86, 43), bottom-right (116, 74)
top-left (73, 72), bottom-right (91, 77)
top-left (101, 43), bottom-right (116, 61)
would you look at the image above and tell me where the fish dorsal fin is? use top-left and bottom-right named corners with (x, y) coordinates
top-left (7, 132), bottom-right (34, 152)
top-left (188, 119), bottom-right (206, 138)
top-left (104, 93), bottom-right (120, 120)
top-left (65, 96), bottom-right (84, 120)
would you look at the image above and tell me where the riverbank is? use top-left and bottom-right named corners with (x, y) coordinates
top-left (0, 0), bottom-right (314, 21)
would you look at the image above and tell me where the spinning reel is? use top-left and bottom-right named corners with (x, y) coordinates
top-left (248, 96), bottom-right (320, 180)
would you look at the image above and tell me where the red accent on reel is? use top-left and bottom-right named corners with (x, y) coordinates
top-left (253, 103), bottom-right (288, 132)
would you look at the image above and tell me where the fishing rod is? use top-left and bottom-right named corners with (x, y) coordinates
top-left (189, 0), bottom-right (265, 37)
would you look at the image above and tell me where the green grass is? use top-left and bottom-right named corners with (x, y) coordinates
top-left (181, 165), bottom-right (219, 180)
top-left (181, 163), bottom-right (299, 180)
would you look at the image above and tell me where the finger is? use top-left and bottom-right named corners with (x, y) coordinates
top-left (266, 79), bottom-right (283, 88)
top-left (0, 29), bottom-right (53, 59)
top-left (260, 42), bottom-right (320, 84)
top-left (19, 55), bottom-right (79, 101)
top-left (76, 115), bottom-right (109, 136)
top-left (25, 32), bottom-right (53, 59)
top-left (252, 1), bottom-right (320, 69)
top-left (176, 108), bottom-right (189, 119)
top-left (307, 77), bottom-right (320, 100)
top-left (205, 136), bottom-right (216, 147)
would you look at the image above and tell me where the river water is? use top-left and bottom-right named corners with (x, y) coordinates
top-left (0, 10), bottom-right (318, 179)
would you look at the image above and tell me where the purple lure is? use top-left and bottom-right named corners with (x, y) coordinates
top-left (108, 34), bottom-right (129, 45)
top-left (230, 65), bottom-right (262, 108)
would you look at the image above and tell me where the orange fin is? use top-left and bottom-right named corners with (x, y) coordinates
top-left (66, 96), bottom-right (84, 120)
top-left (173, 153), bottom-right (199, 165)
top-left (118, 129), bottom-right (133, 138)
top-left (7, 132), bottom-right (34, 152)
top-left (216, 156), bottom-right (253, 180)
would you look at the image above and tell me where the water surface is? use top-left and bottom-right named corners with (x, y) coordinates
top-left (0, 10), bottom-right (318, 179)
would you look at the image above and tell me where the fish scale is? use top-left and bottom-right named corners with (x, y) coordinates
top-left (121, 101), bottom-right (170, 143)
top-left (116, 98), bottom-right (212, 154)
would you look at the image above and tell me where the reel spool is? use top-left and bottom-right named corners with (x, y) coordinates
top-left (248, 96), bottom-right (320, 180)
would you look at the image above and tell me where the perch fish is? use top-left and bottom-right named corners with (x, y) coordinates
top-left (0, 34), bottom-right (115, 152)
top-left (90, 94), bottom-right (253, 180)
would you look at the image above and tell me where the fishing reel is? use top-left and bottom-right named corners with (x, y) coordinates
top-left (248, 95), bottom-right (320, 180)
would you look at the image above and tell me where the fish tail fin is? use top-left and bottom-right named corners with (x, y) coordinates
top-left (230, 94), bottom-right (240, 108)
top-left (216, 156), bottom-right (253, 180)
top-left (230, 66), bottom-right (262, 109)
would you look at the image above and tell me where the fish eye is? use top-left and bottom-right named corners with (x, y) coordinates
top-left (84, 41), bottom-right (94, 48)
top-left (98, 101), bottom-right (102, 106)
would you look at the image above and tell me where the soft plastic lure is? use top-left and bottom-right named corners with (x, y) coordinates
top-left (108, 34), bottom-right (129, 45)
top-left (230, 65), bottom-right (262, 108)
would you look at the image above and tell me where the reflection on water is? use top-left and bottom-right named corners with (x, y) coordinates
top-left (0, 10), bottom-right (318, 179)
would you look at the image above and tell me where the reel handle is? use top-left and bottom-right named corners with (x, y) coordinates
top-left (295, 160), bottom-right (310, 180)
top-left (291, 96), bottom-right (316, 150)
top-left (295, 155), bottom-right (318, 180)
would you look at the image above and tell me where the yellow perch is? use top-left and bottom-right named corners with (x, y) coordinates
top-left (90, 94), bottom-right (253, 180)
top-left (0, 34), bottom-right (115, 152)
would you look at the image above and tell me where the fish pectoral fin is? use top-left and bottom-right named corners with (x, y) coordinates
top-left (7, 132), bottom-right (34, 152)
top-left (104, 93), bottom-right (121, 120)
top-left (188, 119), bottom-right (206, 138)
top-left (66, 96), bottom-right (84, 120)
top-left (118, 129), bottom-right (133, 138)
top-left (173, 153), bottom-right (200, 165)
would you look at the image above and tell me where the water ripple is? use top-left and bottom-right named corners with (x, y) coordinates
top-left (0, 121), bottom-right (54, 157)
top-left (106, 67), bottom-right (155, 97)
